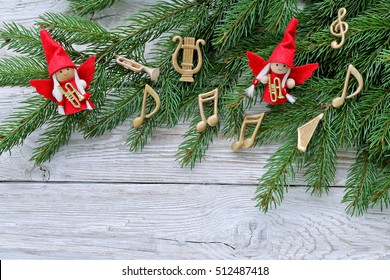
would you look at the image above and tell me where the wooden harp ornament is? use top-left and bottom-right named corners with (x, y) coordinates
top-left (232, 113), bottom-right (265, 151)
top-left (116, 56), bottom-right (160, 81)
top-left (297, 113), bottom-right (324, 152)
top-left (132, 85), bottom-right (161, 128)
top-left (172, 36), bottom-right (205, 82)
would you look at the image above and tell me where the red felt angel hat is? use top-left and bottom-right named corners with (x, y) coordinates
top-left (40, 29), bottom-right (76, 76)
top-left (268, 18), bottom-right (298, 68)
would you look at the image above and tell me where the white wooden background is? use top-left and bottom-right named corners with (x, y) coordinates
top-left (0, 0), bottom-right (389, 259)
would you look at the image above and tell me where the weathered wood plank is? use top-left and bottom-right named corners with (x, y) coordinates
top-left (0, 183), bottom-right (389, 259)
top-left (0, 122), bottom-right (356, 185)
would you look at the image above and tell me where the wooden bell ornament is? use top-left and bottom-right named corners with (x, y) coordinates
top-left (172, 36), bottom-right (205, 82)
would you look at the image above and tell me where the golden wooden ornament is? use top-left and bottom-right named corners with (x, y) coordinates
top-left (132, 84), bottom-right (161, 128)
top-left (116, 56), bottom-right (160, 81)
top-left (297, 113), bottom-right (324, 152)
top-left (196, 89), bottom-right (219, 132)
top-left (332, 64), bottom-right (364, 108)
top-left (232, 113), bottom-right (265, 151)
top-left (172, 36), bottom-right (205, 82)
top-left (330, 7), bottom-right (349, 49)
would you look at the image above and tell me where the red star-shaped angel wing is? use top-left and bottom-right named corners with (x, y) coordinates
top-left (289, 63), bottom-right (319, 85)
top-left (77, 56), bottom-right (95, 88)
top-left (247, 51), bottom-right (268, 76)
top-left (29, 79), bottom-right (56, 102)
top-left (30, 56), bottom-right (96, 101)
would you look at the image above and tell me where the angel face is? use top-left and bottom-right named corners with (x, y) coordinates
top-left (55, 67), bottom-right (75, 82)
top-left (270, 63), bottom-right (290, 74)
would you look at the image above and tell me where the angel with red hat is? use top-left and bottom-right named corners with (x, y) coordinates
top-left (245, 18), bottom-right (318, 105)
top-left (30, 30), bottom-right (95, 115)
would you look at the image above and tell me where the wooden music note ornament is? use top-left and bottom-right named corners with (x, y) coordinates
top-left (172, 36), bottom-right (205, 82)
top-left (116, 56), bottom-right (160, 81)
top-left (330, 7), bottom-right (349, 49)
top-left (332, 64), bottom-right (363, 108)
top-left (297, 113), bottom-right (324, 152)
top-left (132, 85), bottom-right (161, 128)
top-left (196, 89), bottom-right (219, 132)
top-left (232, 113), bottom-right (265, 151)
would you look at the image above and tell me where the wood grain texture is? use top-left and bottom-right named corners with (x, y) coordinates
top-left (1, 183), bottom-right (389, 260)
top-left (0, 0), bottom-right (389, 260)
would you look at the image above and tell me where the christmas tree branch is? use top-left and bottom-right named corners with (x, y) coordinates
top-left (255, 138), bottom-right (302, 212)
top-left (68, 0), bottom-right (121, 16)
top-left (31, 114), bottom-right (76, 164)
top-left (0, 23), bottom-right (42, 56)
top-left (0, 96), bottom-right (54, 155)
top-left (0, 57), bottom-right (47, 87)
top-left (343, 149), bottom-right (379, 216)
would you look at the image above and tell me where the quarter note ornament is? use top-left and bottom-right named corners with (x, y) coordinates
top-left (196, 89), bottom-right (219, 132)
top-left (232, 113), bottom-right (265, 152)
top-left (116, 56), bottom-right (160, 81)
top-left (132, 85), bottom-right (161, 128)
top-left (172, 36), bottom-right (205, 82)
top-left (332, 64), bottom-right (364, 108)
top-left (297, 113), bottom-right (324, 152)
top-left (330, 8), bottom-right (349, 49)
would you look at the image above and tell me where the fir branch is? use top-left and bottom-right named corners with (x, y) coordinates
top-left (303, 111), bottom-right (338, 195)
top-left (343, 149), bottom-right (379, 216)
top-left (213, 0), bottom-right (265, 51)
top-left (31, 114), bottom-right (76, 164)
top-left (370, 166), bottom-right (390, 211)
top-left (96, 0), bottom-right (202, 61)
top-left (0, 56), bottom-right (47, 87)
top-left (0, 96), bottom-right (54, 155)
top-left (37, 13), bottom-right (118, 46)
top-left (255, 138), bottom-right (302, 213)
top-left (177, 117), bottom-right (219, 169)
top-left (85, 86), bottom-right (140, 138)
top-left (68, 0), bottom-right (121, 16)
top-left (264, 0), bottom-right (298, 33)
top-left (0, 23), bottom-right (42, 56)
top-left (127, 117), bottom-right (157, 152)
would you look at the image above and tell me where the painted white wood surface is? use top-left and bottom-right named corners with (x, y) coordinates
top-left (0, 0), bottom-right (389, 259)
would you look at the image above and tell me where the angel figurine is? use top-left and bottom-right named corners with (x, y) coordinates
top-left (245, 18), bottom-right (319, 105)
top-left (30, 30), bottom-right (95, 115)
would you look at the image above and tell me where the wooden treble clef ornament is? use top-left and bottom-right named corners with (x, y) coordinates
top-left (172, 36), bottom-right (205, 82)
top-left (330, 7), bottom-right (349, 49)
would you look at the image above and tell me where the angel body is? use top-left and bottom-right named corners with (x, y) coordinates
top-left (30, 30), bottom-right (95, 115)
top-left (246, 18), bottom-right (318, 105)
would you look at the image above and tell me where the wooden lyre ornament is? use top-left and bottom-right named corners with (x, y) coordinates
top-left (297, 113), bottom-right (324, 152)
top-left (132, 85), bottom-right (161, 128)
top-left (196, 89), bottom-right (219, 132)
top-left (116, 56), bottom-right (160, 81)
top-left (172, 36), bottom-right (205, 82)
top-left (232, 113), bottom-right (265, 152)
top-left (332, 64), bottom-right (364, 108)
top-left (330, 7), bottom-right (349, 49)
